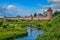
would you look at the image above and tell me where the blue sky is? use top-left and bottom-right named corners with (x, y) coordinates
top-left (0, 0), bottom-right (60, 17)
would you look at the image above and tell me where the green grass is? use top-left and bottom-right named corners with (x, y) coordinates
top-left (0, 20), bottom-right (28, 40)
top-left (36, 14), bottom-right (60, 40)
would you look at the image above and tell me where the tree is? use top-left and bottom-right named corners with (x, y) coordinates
top-left (0, 21), bottom-right (3, 27)
top-left (34, 13), bottom-right (37, 17)
top-left (54, 11), bottom-right (60, 17)
top-left (30, 14), bottom-right (33, 17)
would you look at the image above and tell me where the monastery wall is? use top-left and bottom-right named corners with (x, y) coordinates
top-left (6, 17), bottom-right (52, 20)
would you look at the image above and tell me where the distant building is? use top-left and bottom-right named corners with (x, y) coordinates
top-left (47, 7), bottom-right (53, 19)
top-left (3, 7), bottom-right (53, 20)
top-left (37, 13), bottom-right (43, 17)
top-left (3, 16), bottom-right (7, 20)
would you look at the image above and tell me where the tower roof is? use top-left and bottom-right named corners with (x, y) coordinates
top-left (47, 7), bottom-right (52, 11)
top-left (4, 16), bottom-right (7, 18)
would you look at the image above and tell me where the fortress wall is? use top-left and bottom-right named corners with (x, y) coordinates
top-left (33, 17), bottom-right (51, 20)
top-left (6, 17), bottom-right (52, 20)
top-left (7, 17), bottom-right (31, 20)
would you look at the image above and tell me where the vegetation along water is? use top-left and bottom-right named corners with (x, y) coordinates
top-left (0, 11), bottom-right (60, 40)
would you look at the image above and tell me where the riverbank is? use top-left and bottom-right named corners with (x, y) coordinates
top-left (0, 20), bottom-right (28, 40)
top-left (0, 29), bottom-right (27, 40)
top-left (36, 14), bottom-right (60, 40)
top-left (0, 14), bottom-right (60, 40)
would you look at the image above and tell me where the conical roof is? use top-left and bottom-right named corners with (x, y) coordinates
top-left (47, 7), bottom-right (52, 11)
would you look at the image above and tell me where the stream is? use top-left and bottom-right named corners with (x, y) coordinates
top-left (16, 27), bottom-right (44, 40)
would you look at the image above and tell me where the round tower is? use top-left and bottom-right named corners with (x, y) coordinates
top-left (47, 7), bottom-right (53, 19)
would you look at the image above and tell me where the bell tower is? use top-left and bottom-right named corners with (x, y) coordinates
top-left (47, 7), bottom-right (53, 19)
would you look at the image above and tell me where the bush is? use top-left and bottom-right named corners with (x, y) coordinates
top-left (0, 21), bottom-right (3, 27)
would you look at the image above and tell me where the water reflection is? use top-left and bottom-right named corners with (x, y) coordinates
top-left (30, 27), bottom-right (32, 37)
top-left (16, 27), bottom-right (44, 40)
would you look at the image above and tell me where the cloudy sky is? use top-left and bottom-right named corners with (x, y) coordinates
top-left (0, 0), bottom-right (60, 17)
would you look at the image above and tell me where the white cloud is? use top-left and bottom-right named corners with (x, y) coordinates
top-left (37, 3), bottom-right (60, 13)
top-left (0, 5), bottom-right (21, 17)
top-left (47, 0), bottom-right (60, 9)
top-left (31, 0), bottom-right (60, 14)
top-left (51, 3), bottom-right (60, 9)
top-left (48, 0), bottom-right (60, 2)
top-left (0, 4), bottom-right (36, 17)
top-left (6, 5), bottom-right (16, 9)
top-left (37, 9), bottom-right (47, 14)
top-left (43, 3), bottom-right (60, 9)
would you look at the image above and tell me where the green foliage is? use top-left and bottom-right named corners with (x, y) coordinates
top-left (0, 19), bottom-right (28, 40)
top-left (33, 13), bottom-right (37, 17)
top-left (0, 21), bottom-right (3, 27)
top-left (54, 11), bottom-right (60, 17)
top-left (36, 12), bottom-right (60, 40)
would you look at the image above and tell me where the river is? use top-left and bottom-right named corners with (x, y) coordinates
top-left (16, 27), bottom-right (44, 40)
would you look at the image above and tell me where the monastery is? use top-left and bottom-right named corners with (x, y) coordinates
top-left (3, 7), bottom-right (53, 20)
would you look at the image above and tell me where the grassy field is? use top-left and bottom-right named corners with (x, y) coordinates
top-left (0, 19), bottom-right (28, 40)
